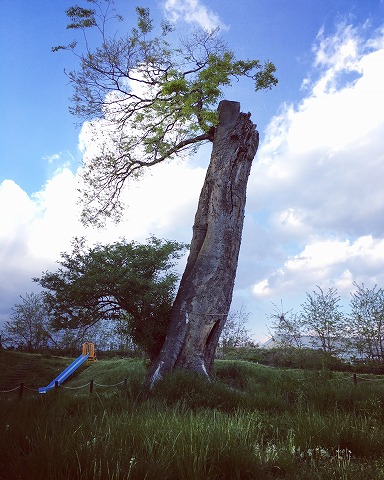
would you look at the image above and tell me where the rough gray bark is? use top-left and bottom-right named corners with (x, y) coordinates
top-left (146, 100), bottom-right (259, 388)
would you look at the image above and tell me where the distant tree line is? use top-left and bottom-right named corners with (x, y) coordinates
top-left (1, 236), bottom-right (253, 356)
top-left (6, 233), bottom-right (381, 366)
top-left (269, 284), bottom-right (384, 364)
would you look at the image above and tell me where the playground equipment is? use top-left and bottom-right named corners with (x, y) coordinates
top-left (38, 342), bottom-right (96, 394)
top-left (82, 342), bottom-right (96, 362)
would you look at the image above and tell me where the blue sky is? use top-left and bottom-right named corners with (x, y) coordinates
top-left (1, 0), bottom-right (384, 341)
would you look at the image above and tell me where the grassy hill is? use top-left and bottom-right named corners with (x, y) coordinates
top-left (0, 350), bottom-right (77, 390)
top-left (1, 350), bottom-right (384, 479)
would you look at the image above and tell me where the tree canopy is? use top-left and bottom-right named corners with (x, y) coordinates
top-left (34, 236), bottom-right (187, 359)
top-left (55, 1), bottom-right (277, 225)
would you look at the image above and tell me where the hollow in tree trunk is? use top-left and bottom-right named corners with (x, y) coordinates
top-left (146, 100), bottom-right (259, 388)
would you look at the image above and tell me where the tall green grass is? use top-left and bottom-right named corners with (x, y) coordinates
top-left (1, 356), bottom-right (384, 479)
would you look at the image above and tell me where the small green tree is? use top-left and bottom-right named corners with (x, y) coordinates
top-left (349, 282), bottom-right (384, 362)
top-left (300, 286), bottom-right (346, 357)
top-left (34, 236), bottom-right (187, 359)
top-left (268, 301), bottom-right (303, 349)
top-left (219, 304), bottom-right (253, 348)
top-left (4, 292), bottom-right (53, 351)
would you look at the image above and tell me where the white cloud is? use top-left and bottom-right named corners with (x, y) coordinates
top-left (43, 153), bottom-right (60, 164)
top-left (29, 167), bottom-right (82, 260)
top-left (0, 153), bottom-right (205, 325)
top-left (163, 0), bottom-right (228, 31)
top-left (246, 21), bottom-right (384, 317)
top-left (258, 26), bottom-right (384, 162)
top-left (253, 279), bottom-right (271, 297)
top-left (252, 235), bottom-right (384, 300)
top-left (0, 180), bottom-right (38, 240)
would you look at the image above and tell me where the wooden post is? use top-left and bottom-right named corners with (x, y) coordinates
top-left (90, 379), bottom-right (94, 394)
top-left (353, 373), bottom-right (357, 385)
top-left (19, 382), bottom-right (24, 400)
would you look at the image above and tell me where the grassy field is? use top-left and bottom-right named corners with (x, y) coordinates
top-left (1, 351), bottom-right (384, 479)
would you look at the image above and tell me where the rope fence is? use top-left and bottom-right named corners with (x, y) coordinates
top-left (0, 386), bottom-right (20, 394)
top-left (24, 385), bottom-right (40, 391)
top-left (94, 380), bottom-right (127, 388)
top-left (2, 371), bottom-right (384, 399)
top-left (61, 383), bottom-right (91, 390)
top-left (0, 377), bottom-right (129, 398)
top-left (353, 374), bottom-right (384, 383)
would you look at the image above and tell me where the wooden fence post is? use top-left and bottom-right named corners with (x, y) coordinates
top-left (19, 382), bottom-right (24, 400)
top-left (90, 379), bottom-right (94, 394)
top-left (353, 373), bottom-right (357, 385)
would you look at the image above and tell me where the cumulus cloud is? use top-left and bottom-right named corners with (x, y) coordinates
top-left (253, 236), bottom-right (384, 299)
top-left (248, 21), bottom-right (384, 313)
top-left (163, 0), bottom-right (228, 31)
top-left (0, 154), bottom-right (205, 326)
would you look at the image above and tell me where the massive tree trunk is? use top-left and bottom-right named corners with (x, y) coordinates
top-left (146, 100), bottom-right (259, 388)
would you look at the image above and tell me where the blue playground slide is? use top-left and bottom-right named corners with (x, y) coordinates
top-left (39, 353), bottom-right (89, 394)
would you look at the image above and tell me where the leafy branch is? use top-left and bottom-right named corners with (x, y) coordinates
top-left (54, 1), bottom-right (278, 225)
